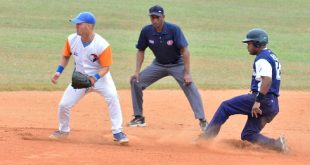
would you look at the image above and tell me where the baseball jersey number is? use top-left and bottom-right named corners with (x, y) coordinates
top-left (270, 54), bottom-right (281, 80)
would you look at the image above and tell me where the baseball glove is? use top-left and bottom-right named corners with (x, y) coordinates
top-left (71, 71), bottom-right (92, 89)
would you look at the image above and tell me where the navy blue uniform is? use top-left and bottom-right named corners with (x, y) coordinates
top-left (205, 49), bottom-right (282, 147)
top-left (251, 49), bottom-right (281, 96)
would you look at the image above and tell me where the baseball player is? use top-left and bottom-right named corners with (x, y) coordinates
top-left (200, 28), bottom-right (288, 152)
top-left (127, 5), bottom-right (207, 131)
top-left (49, 12), bottom-right (128, 144)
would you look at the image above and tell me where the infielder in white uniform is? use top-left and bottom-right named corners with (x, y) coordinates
top-left (50, 12), bottom-right (128, 144)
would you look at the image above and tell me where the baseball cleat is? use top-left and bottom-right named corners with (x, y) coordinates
top-left (49, 130), bottom-right (69, 140)
top-left (127, 116), bottom-right (146, 127)
top-left (274, 135), bottom-right (288, 153)
top-left (199, 119), bottom-right (208, 132)
top-left (113, 132), bottom-right (129, 144)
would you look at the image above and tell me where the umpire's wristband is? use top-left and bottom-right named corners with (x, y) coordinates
top-left (56, 65), bottom-right (64, 73)
top-left (255, 92), bottom-right (265, 103)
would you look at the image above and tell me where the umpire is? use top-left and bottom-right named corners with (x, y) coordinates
top-left (128, 5), bottom-right (207, 131)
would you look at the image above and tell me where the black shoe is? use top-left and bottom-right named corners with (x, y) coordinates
top-left (199, 119), bottom-right (208, 132)
top-left (127, 116), bottom-right (146, 127)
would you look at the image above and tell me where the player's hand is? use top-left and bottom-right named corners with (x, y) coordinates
top-left (88, 76), bottom-right (97, 86)
top-left (51, 72), bottom-right (61, 84)
top-left (251, 101), bottom-right (262, 118)
top-left (183, 73), bottom-right (192, 86)
top-left (130, 74), bottom-right (140, 83)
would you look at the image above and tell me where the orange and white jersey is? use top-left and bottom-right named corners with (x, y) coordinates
top-left (63, 33), bottom-right (112, 75)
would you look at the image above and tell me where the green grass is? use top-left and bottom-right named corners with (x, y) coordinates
top-left (0, 0), bottom-right (309, 91)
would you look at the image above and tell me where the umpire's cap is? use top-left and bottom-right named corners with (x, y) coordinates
top-left (149, 5), bottom-right (164, 16)
top-left (70, 12), bottom-right (96, 24)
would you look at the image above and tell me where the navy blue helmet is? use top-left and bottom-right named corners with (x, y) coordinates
top-left (242, 28), bottom-right (268, 47)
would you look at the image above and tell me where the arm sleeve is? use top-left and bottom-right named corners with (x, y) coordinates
top-left (174, 26), bottom-right (188, 49)
top-left (63, 39), bottom-right (71, 57)
top-left (135, 28), bottom-right (148, 51)
top-left (98, 45), bottom-right (113, 67)
top-left (255, 59), bottom-right (272, 81)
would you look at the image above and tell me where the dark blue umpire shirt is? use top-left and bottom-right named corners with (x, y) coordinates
top-left (136, 22), bottom-right (188, 66)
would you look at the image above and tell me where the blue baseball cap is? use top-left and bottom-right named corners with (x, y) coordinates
top-left (70, 12), bottom-right (96, 24)
top-left (149, 5), bottom-right (164, 16)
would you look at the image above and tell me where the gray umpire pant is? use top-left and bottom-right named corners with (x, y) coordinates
top-left (130, 62), bottom-right (206, 119)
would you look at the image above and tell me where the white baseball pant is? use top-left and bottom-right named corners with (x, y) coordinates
top-left (57, 72), bottom-right (123, 134)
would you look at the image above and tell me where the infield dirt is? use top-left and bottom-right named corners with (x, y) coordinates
top-left (0, 90), bottom-right (309, 165)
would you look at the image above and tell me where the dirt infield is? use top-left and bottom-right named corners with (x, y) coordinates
top-left (0, 90), bottom-right (309, 165)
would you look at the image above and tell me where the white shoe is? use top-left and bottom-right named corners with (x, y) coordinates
top-left (49, 130), bottom-right (69, 140)
top-left (275, 135), bottom-right (288, 153)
